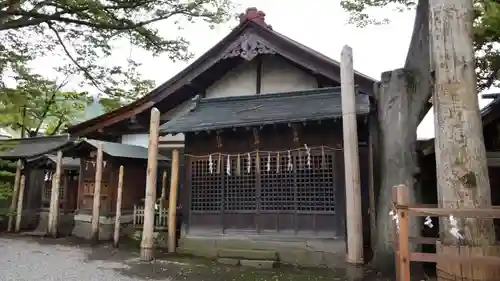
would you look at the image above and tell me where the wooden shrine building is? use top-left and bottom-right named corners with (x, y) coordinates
top-left (26, 154), bottom-right (80, 235)
top-left (65, 7), bottom-right (378, 267)
top-left (65, 139), bottom-right (170, 240)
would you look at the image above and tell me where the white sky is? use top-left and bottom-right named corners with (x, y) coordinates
top-left (31, 0), bottom-right (496, 140)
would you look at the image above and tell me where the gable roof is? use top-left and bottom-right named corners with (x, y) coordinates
top-left (160, 87), bottom-right (371, 134)
top-left (67, 16), bottom-right (377, 137)
top-left (0, 134), bottom-right (73, 159)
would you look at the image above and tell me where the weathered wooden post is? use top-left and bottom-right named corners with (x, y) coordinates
top-left (430, 0), bottom-right (498, 279)
top-left (140, 108), bottom-right (160, 261)
top-left (340, 45), bottom-right (364, 265)
top-left (113, 165), bottom-right (124, 248)
top-left (8, 159), bottom-right (22, 232)
top-left (395, 184), bottom-right (410, 281)
top-left (168, 149), bottom-right (180, 253)
top-left (91, 142), bottom-right (104, 242)
top-left (48, 151), bottom-right (63, 237)
top-left (14, 175), bottom-right (26, 232)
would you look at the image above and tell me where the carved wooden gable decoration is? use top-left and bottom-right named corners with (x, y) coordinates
top-left (221, 33), bottom-right (276, 61)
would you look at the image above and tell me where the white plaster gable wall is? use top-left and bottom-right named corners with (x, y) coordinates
top-left (205, 59), bottom-right (258, 99)
top-left (205, 55), bottom-right (317, 99)
top-left (121, 133), bottom-right (185, 147)
top-left (260, 56), bottom-right (317, 94)
top-left (121, 133), bottom-right (149, 147)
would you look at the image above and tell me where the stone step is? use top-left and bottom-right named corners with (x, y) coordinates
top-left (240, 259), bottom-right (276, 269)
top-left (217, 248), bottom-right (278, 260)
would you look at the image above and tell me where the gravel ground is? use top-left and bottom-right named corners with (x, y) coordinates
top-left (0, 235), bottom-right (398, 281)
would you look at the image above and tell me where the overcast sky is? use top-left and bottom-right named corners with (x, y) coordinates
top-left (34, 0), bottom-right (495, 139)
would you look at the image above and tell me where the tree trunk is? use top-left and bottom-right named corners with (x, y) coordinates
top-left (373, 70), bottom-right (420, 269)
top-left (431, 0), bottom-right (494, 247)
top-left (430, 0), bottom-right (498, 279)
top-left (371, 0), bottom-right (433, 268)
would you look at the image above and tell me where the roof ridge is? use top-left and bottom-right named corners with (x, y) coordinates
top-left (198, 87), bottom-right (342, 105)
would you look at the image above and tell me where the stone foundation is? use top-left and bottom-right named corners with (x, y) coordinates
top-left (177, 234), bottom-right (347, 268)
top-left (33, 210), bottom-right (75, 236)
top-left (72, 213), bottom-right (134, 241)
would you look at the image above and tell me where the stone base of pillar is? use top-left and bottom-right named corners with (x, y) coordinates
top-left (140, 247), bottom-right (154, 261)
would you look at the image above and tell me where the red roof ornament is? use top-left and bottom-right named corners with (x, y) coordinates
top-left (238, 7), bottom-right (272, 29)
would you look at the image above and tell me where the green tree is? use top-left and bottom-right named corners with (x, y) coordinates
top-left (341, 0), bottom-right (500, 91)
top-left (0, 72), bottom-right (90, 137)
top-left (0, 0), bottom-right (234, 107)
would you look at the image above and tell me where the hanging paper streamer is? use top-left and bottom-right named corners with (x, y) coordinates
top-left (287, 150), bottom-right (293, 171)
top-left (276, 152), bottom-right (280, 173)
top-left (216, 154), bottom-right (221, 174)
top-left (103, 161), bottom-right (107, 168)
top-left (236, 154), bottom-right (241, 176)
top-left (304, 144), bottom-right (311, 169)
top-left (85, 161), bottom-right (89, 170)
top-left (424, 216), bottom-right (433, 228)
top-left (247, 153), bottom-right (251, 174)
top-left (255, 151), bottom-right (260, 173)
top-left (266, 152), bottom-right (271, 172)
top-left (226, 155), bottom-right (231, 176)
top-left (208, 154), bottom-right (214, 174)
top-left (389, 209), bottom-right (400, 232)
top-left (44, 171), bottom-right (50, 182)
top-left (449, 215), bottom-right (463, 240)
top-left (321, 146), bottom-right (326, 169)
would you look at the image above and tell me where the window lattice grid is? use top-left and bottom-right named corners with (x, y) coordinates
top-left (260, 154), bottom-right (295, 211)
top-left (295, 151), bottom-right (336, 212)
top-left (42, 181), bottom-right (65, 202)
top-left (191, 158), bottom-right (222, 212)
top-left (224, 155), bottom-right (257, 211)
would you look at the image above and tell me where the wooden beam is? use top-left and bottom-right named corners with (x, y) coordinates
top-left (48, 151), bottom-right (63, 237)
top-left (113, 165), bottom-right (124, 248)
top-left (140, 108), bottom-right (160, 261)
top-left (73, 101), bottom-right (155, 137)
top-left (91, 143), bottom-right (104, 243)
top-left (14, 175), bottom-right (26, 232)
top-left (340, 45), bottom-right (364, 265)
top-left (7, 159), bottom-right (22, 232)
top-left (168, 149), bottom-right (180, 253)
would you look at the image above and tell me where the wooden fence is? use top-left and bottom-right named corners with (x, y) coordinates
top-left (392, 184), bottom-right (500, 281)
top-left (133, 204), bottom-right (168, 230)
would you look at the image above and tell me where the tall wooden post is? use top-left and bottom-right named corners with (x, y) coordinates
top-left (340, 45), bottom-right (364, 265)
top-left (161, 170), bottom-right (167, 205)
top-left (140, 108), bottom-right (160, 261)
top-left (113, 165), bottom-right (124, 248)
top-left (168, 149), bottom-right (180, 253)
top-left (430, 0), bottom-right (497, 279)
top-left (8, 159), bottom-right (22, 232)
top-left (14, 175), bottom-right (26, 232)
top-left (395, 184), bottom-right (410, 281)
top-left (48, 151), bottom-right (63, 237)
top-left (91, 142), bottom-right (104, 242)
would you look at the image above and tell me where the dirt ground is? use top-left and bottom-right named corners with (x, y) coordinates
top-left (0, 234), bottom-right (408, 281)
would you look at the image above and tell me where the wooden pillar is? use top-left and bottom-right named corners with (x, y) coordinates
top-left (113, 165), bottom-right (124, 248)
top-left (48, 151), bottom-right (63, 237)
top-left (14, 175), bottom-right (26, 232)
top-left (91, 142), bottom-right (104, 242)
top-left (395, 184), bottom-right (410, 281)
top-left (8, 159), bottom-right (22, 232)
top-left (340, 45), bottom-right (364, 265)
top-left (161, 170), bottom-right (167, 205)
top-left (168, 149), bottom-right (180, 253)
top-left (140, 108), bottom-right (160, 261)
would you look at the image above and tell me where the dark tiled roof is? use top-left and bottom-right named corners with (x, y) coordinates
top-left (74, 139), bottom-right (170, 161)
top-left (0, 134), bottom-right (73, 159)
top-left (159, 87), bottom-right (370, 134)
